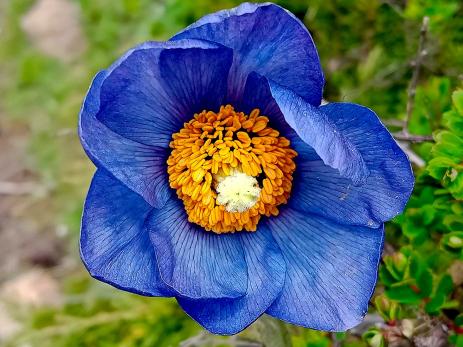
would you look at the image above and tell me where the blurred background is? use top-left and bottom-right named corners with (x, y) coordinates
top-left (0, 0), bottom-right (462, 346)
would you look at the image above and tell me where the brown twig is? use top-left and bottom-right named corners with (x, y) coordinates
top-left (396, 141), bottom-right (426, 168)
top-left (404, 16), bottom-right (430, 135)
top-left (383, 119), bottom-right (406, 127)
top-left (392, 133), bottom-right (433, 143)
top-left (391, 16), bottom-right (433, 149)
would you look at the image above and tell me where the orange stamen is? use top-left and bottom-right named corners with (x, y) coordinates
top-left (167, 105), bottom-right (297, 233)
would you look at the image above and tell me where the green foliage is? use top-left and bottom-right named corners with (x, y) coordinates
top-left (363, 328), bottom-right (385, 347)
top-left (290, 328), bottom-right (331, 347)
top-left (409, 78), bottom-right (451, 135)
top-left (8, 278), bottom-right (200, 347)
top-left (428, 90), bottom-right (463, 200)
top-left (379, 84), bottom-right (463, 344)
top-left (1, 0), bottom-right (462, 346)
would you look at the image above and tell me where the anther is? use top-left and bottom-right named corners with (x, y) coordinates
top-left (167, 105), bottom-right (297, 233)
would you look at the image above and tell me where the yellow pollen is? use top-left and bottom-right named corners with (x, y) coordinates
top-left (167, 105), bottom-right (297, 234)
top-left (216, 170), bottom-right (261, 213)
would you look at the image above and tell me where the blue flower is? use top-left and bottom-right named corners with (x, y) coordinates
top-left (78, 2), bottom-right (414, 335)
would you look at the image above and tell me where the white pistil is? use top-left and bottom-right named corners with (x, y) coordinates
top-left (215, 170), bottom-right (261, 213)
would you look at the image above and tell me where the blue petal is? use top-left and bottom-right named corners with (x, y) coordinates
top-left (80, 170), bottom-right (172, 297)
top-left (240, 72), bottom-right (294, 136)
top-left (240, 74), bottom-right (369, 185)
top-left (97, 40), bottom-right (233, 147)
top-left (264, 207), bottom-right (384, 331)
top-left (78, 70), bottom-right (171, 208)
top-left (290, 103), bottom-right (414, 227)
top-left (147, 198), bottom-right (248, 299)
top-left (79, 40), bottom-right (233, 208)
top-left (172, 2), bottom-right (324, 106)
top-left (269, 82), bottom-right (371, 185)
top-left (177, 230), bottom-right (285, 335)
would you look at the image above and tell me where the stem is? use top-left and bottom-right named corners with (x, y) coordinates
top-left (331, 332), bottom-right (341, 347)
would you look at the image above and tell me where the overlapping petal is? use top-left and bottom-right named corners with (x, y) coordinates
top-left (79, 40), bottom-right (233, 208)
top-left (240, 72), bottom-right (293, 135)
top-left (147, 198), bottom-right (248, 300)
top-left (97, 40), bottom-right (233, 148)
top-left (289, 103), bottom-right (414, 227)
top-left (79, 70), bottom-right (171, 208)
top-left (241, 74), bottom-right (369, 185)
top-left (172, 2), bottom-right (324, 106)
top-left (177, 230), bottom-right (285, 335)
top-left (269, 82), bottom-right (371, 185)
top-left (77, 3), bottom-right (415, 336)
top-left (241, 74), bottom-right (412, 227)
top-left (80, 170), bottom-right (172, 297)
top-left (264, 207), bottom-right (384, 331)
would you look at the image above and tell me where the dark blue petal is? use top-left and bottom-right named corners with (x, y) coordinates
top-left (290, 103), bottom-right (414, 227)
top-left (177, 230), bottom-right (285, 335)
top-left (240, 74), bottom-right (369, 185)
top-left (264, 207), bottom-right (384, 331)
top-left (97, 40), bottom-right (233, 147)
top-left (79, 40), bottom-right (233, 208)
top-left (240, 72), bottom-right (293, 136)
top-left (78, 70), bottom-right (171, 208)
top-left (172, 3), bottom-right (324, 106)
top-left (147, 198), bottom-right (248, 299)
top-left (269, 82), bottom-right (370, 185)
top-left (80, 170), bottom-right (172, 297)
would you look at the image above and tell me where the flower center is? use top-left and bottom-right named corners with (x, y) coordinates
top-left (216, 170), bottom-right (261, 213)
top-left (167, 105), bottom-right (297, 233)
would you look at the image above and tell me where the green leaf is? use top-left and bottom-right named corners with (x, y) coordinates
top-left (363, 328), bottom-right (385, 347)
top-left (442, 232), bottom-right (463, 249)
top-left (386, 284), bottom-right (422, 304)
top-left (426, 274), bottom-right (454, 313)
top-left (427, 157), bottom-right (458, 180)
top-left (452, 90), bottom-right (463, 115)
top-left (432, 131), bottom-right (463, 159)
top-left (421, 205), bottom-right (437, 225)
top-left (383, 253), bottom-right (408, 281)
top-left (455, 314), bottom-right (463, 327)
top-left (409, 78), bottom-right (451, 135)
top-left (443, 214), bottom-right (463, 231)
top-left (443, 109), bottom-right (463, 136)
top-left (437, 275), bottom-right (454, 296)
top-left (425, 292), bottom-right (445, 313)
top-left (374, 295), bottom-right (402, 322)
top-left (416, 270), bottom-right (433, 297)
top-left (379, 266), bottom-right (397, 286)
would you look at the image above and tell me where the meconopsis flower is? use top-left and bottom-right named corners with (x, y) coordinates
top-left (78, 2), bottom-right (414, 335)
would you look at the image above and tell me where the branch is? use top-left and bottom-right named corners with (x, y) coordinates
top-left (396, 141), bottom-right (426, 168)
top-left (393, 132), bottom-right (433, 143)
top-left (383, 119), bottom-right (406, 127)
top-left (404, 16), bottom-right (430, 134)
